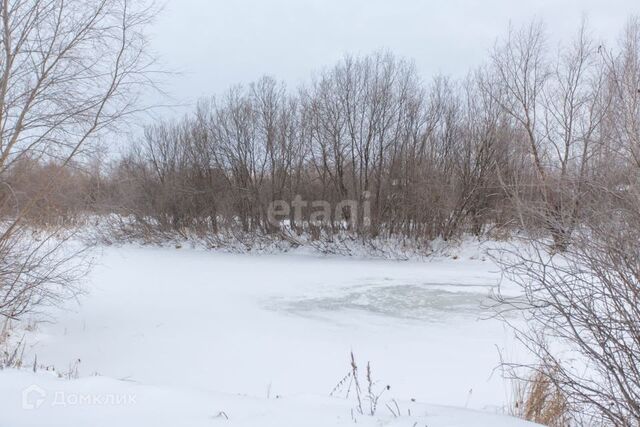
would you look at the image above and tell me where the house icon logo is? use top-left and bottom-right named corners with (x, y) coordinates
top-left (22, 385), bottom-right (46, 410)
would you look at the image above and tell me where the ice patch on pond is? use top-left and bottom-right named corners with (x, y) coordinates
top-left (267, 283), bottom-right (497, 322)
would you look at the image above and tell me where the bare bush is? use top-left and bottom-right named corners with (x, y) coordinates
top-left (496, 209), bottom-right (640, 424)
top-left (493, 18), bottom-right (640, 426)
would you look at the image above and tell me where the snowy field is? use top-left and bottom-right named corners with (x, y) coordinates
top-left (0, 243), bottom-right (538, 426)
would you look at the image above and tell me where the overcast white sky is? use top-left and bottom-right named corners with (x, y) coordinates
top-left (149, 0), bottom-right (639, 108)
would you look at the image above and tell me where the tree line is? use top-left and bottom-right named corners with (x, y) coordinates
top-left (31, 19), bottom-right (623, 250)
top-left (3, 18), bottom-right (640, 251)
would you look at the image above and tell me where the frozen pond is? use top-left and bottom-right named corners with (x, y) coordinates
top-left (21, 245), bottom-right (524, 413)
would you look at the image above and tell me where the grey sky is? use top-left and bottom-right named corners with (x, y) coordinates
top-left (149, 0), bottom-right (639, 108)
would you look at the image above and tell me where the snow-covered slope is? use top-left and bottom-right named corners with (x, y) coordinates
top-left (2, 244), bottom-right (535, 426)
top-left (1, 369), bottom-right (539, 427)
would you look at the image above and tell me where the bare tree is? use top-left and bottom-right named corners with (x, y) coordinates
top-left (0, 0), bottom-right (156, 320)
top-left (485, 21), bottom-right (607, 250)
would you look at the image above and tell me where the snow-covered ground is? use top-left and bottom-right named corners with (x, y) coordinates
top-left (1, 243), bottom-right (537, 426)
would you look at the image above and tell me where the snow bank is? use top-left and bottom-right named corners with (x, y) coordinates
top-left (0, 369), bottom-right (540, 427)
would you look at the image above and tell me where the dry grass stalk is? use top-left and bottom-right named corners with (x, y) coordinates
top-left (513, 367), bottom-right (570, 426)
